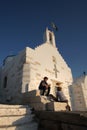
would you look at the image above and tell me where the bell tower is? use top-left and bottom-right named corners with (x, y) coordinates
top-left (43, 28), bottom-right (56, 47)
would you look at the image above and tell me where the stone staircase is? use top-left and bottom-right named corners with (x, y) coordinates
top-left (22, 90), bottom-right (68, 111)
top-left (0, 104), bottom-right (38, 130)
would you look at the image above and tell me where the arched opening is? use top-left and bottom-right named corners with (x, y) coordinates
top-left (49, 32), bottom-right (53, 44)
top-left (3, 76), bottom-right (7, 88)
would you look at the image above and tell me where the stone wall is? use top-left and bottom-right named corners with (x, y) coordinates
top-left (35, 111), bottom-right (87, 130)
top-left (0, 49), bottom-right (27, 104)
top-left (69, 75), bottom-right (87, 111)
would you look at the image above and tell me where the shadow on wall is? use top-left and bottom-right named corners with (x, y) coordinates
top-left (8, 83), bottom-right (29, 105)
top-left (0, 82), bottom-right (30, 105)
top-left (0, 53), bottom-right (31, 105)
top-left (25, 83), bottom-right (28, 92)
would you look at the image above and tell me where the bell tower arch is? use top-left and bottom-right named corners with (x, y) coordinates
top-left (44, 28), bottom-right (56, 47)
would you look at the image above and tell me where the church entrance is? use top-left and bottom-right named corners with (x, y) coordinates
top-left (51, 79), bottom-right (62, 96)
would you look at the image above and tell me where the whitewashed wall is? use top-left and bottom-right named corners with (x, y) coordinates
top-left (70, 75), bottom-right (87, 111)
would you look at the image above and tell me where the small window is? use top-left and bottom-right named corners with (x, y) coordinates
top-left (3, 76), bottom-right (7, 88)
top-left (49, 32), bottom-right (52, 44)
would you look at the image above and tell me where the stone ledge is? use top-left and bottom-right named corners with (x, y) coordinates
top-left (46, 102), bottom-right (67, 111)
top-left (23, 96), bottom-right (50, 104)
top-left (22, 90), bottom-right (39, 98)
top-left (0, 105), bottom-right (27, 109)
top-left (29, 103), bottom-right (46, 111)
top-left (35, 111), bottom-right (87, 127)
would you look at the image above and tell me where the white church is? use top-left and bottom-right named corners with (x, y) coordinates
top-left (0, 28), bottom-right (73, 105)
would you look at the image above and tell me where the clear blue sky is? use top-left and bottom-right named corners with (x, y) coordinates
top-left (0, 0), bottom-right (87, 78)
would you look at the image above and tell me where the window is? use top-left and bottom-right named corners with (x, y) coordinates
top-left (49, 32), bottom-right (53, 44)
top-left (3, 76), bottom-right (7, 88)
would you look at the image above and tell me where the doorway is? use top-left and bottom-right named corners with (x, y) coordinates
top-left (51, 79), bottom-right (63, 96)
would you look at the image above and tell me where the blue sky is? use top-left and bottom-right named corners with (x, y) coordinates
top-left (0, 0), bottom-right (87, 78)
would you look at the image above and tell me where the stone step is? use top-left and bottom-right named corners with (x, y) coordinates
top-left (29, 102), bottom-right (46, 111)
top-left (0, 108), bottom-right (31, 116)
top-left (22, 90), bottom-right (38, 98)
top-left (46, 102), bottom-right (67, 111)
top-left (0, 115), bottom-right (34, 127)
top-left (23, 96), bottom-right (51, 110)
top-left (24, 90), bottom-right (46, 97)
top-left (0, 104), bottom-right (38, 130)
top-left (0, 122), bottom-right (38, 130)
top-left (23, 96), bottom-right (50, 104)
top-left (0, 104), bottom-right (28, 109)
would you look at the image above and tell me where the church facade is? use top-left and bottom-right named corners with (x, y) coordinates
top-left (0, 28), bottom-right (73, 104)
